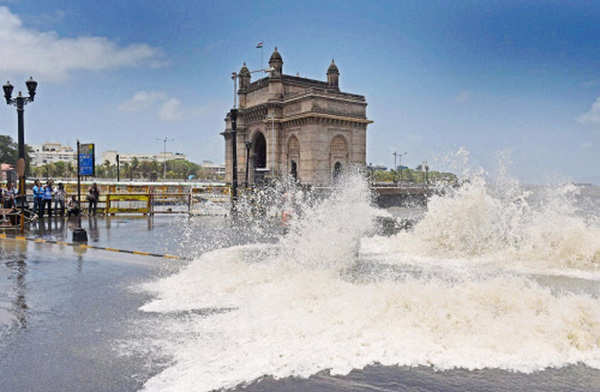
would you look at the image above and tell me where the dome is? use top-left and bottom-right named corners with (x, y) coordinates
top-left (239, 62), bottom-right (251, 77)
top-left (269, 47), bottom-right (283, 63)
top-left (327, 59), bottom-right (339, 75)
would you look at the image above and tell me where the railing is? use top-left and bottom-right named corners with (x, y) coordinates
top-left (20, 183), bottom-right (231, 216)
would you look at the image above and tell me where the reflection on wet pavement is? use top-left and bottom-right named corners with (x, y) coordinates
top-left (0, 216), bottom-right (188, 392)
top-left (1, 241), bottom-right (28, 330)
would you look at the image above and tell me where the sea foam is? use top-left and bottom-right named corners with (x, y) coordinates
top-left (135, 169), bottom-right (600, 392)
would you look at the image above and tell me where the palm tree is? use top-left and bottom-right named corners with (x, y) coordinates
top-left (122, 162), bottom-right (130, 181)
top-left (131, 157), bottom-right (139, 180)
top-left (103, 160), bottom-right (112, 179)
top-left (66, 161), bottom-right (74, 178)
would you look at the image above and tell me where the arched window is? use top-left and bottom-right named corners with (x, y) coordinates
top-left (253, 132), bottom-right (267, 168)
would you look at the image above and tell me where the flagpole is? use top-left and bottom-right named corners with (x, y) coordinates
top-left (256, 41), bottom-right (264, 70)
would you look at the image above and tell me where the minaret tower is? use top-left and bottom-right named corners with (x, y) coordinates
top-left (327, 59), bottom-right (339, 90)
top-left (269, 47), bottom-right (283, 77)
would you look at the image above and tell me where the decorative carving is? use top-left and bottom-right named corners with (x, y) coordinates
top-left (330, 135), bottom-right (348, 156)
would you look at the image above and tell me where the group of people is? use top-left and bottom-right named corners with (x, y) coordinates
top-left (0, 180), bottom-right (100, 218)
top-left (33, 180), bottom-right (67, 217)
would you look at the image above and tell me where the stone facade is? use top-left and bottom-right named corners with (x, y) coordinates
top-left (222, 48), bottom-right (372, 185)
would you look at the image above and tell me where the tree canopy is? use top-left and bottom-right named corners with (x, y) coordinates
top-left (31, 158), bottom-right (223, 181)
top-left (0, 134), bottom-right (33, 175)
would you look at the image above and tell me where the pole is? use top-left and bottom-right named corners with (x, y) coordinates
top-left (230, 72), bottom-right (239, 218)
top-left (16, 96), bottom-right (25, 233)
top-left (17, 97), bottom-right (25, 163)
top-left (72, 140), bottom-right (87, 242)
top-left (116, 154), bottom-right (120, 182)
top-left (399, 152), bottom-right (407, 183)
top-left (232, 73), bottom-right (238, 108)
top-left (77, 140), bottom-right (81, 205)
top-left (392, 152), bottom-right (397, 184)
top-left (230, 108), bottom-right (238, 216)
top-left (245, 143), bottom-right (250, 187)
top-left (162, 138), bottom-right (167, 179)
top-left (155, 137), bottom-right (172, 180)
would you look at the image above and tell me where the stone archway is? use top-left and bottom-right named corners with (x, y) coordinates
top-left (333, 161), bottom-right (343, 181)
top-left (290, 160), bottom-right (298, 181)
top-left (287, 135), bottom-right (300, 181)
top-left (253, 131), bottom-right (267, 169)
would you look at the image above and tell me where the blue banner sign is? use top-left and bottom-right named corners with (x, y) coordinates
top-left (79, 143), bottom-right (95, 176)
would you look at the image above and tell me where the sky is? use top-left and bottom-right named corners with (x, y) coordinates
top-left (0, 0), bottom-right (599, 184)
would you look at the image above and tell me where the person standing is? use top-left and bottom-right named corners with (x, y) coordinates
top-left (87, 183), bottom-right (99, 216)
top-left (33, 179), bottom-right (42, 215)
top-left (42, 180), bottom-right (54, 217)
top-left (54, 183), bottom-right (66, 216)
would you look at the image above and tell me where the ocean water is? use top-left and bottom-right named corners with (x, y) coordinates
top-left (128, 171), bottom-right (600, 392)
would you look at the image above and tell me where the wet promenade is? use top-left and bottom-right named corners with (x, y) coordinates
top-left (0, 216), bottom-right (192, 392)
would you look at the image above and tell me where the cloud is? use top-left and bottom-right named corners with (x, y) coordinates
top-left (581, 141), bottom-right (593, 149)
top-left (0, 6), bottom-right (163, 81)
top-left (158, 98), bottom-right (184, 121)
top-left (577, 97), bottom-right (600, 126)
top-left (455, 90), bottom-right (471, 103)
top-left (118, 91), bottom-right (166, 112)
top-left (119, 91), bottom-right (184, 121)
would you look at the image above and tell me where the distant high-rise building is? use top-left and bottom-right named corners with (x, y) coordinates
top-left (199, 160), bottom-right (225, 179)
top-left (30, 142), bottom-right (76, 166)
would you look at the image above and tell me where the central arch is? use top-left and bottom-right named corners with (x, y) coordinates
top-left (290, 160), bottom-right (298, 180)
top-left (333, 161), bottom-right (343, 180)
top-left (287, 135), bottom-right (300, 181)
top-left (253, 131), bottom-right (267, 169)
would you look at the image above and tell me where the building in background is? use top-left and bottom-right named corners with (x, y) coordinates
top-left (222, 47), bottom-right (372, 186)
top-left (102, 151), bottom-right (187, 166)
top-left (30, 142), bottom-right (76, 166)
top-left (199, 160), bottom-right (225, 180)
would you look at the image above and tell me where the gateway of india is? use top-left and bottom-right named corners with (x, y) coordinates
top-left (222, 47), bottom-right (372, 185)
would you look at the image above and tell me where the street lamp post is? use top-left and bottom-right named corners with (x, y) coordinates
top-left (398, 152), bottom-right (407, 183)
top-left (244, 140), bottom-right (252, 187)
top-left (392, 152), bottom-right (398, 184)
top-left (230, 108), bottom-right (238, 216)
top-left (156, 136), bottom-right (173, 179)
top-left (3, 78), bottom-right (37, 232)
